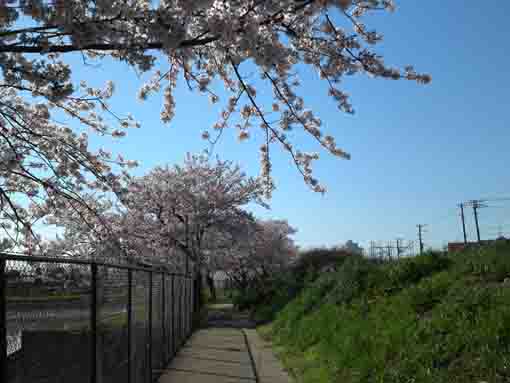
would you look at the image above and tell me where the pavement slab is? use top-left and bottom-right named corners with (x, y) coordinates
top-left (184, 340), bottom-right (246, 351)
top-left (244, 329), bottom-right (292, 383)
top-left (159, 328), bottom-right (256, 383)
top-left (158, 369), bottom-right (249, 383)
top-left (193, 328), bottom-right (243, 337)
top-left (168, 355), bottom-right (255, 380)
top-left (178, 347), bottom-right (253, 364)
top-left (158, 326), bottom-right (292, 383)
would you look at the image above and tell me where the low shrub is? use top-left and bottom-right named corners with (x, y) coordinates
top-left (248, 247), bottom-right (356, 322)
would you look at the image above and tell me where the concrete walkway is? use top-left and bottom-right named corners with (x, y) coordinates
top-left (158, 327), bottom-right (291, 383)
top-left (244, 329), bottom-right (292, 383)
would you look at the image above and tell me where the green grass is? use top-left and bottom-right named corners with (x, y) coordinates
top-left (260, 242), bottom-right (510, 383)
top-left (214, 288), bottom-right (234, 304)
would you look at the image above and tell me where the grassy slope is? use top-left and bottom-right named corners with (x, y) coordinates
top-left (261, 243), bottom-right (510, 383)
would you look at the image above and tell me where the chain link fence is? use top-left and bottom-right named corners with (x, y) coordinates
top-left (0, 253), bottom-right (196, 383)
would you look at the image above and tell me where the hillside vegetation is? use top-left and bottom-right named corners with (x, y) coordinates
top-left (260, 243), bottom-right (510, 383)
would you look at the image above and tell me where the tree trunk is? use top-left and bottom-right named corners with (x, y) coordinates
top-left (194, 269), bottom-right (203, 312)
top-left (206, 272), bottom-right (217, 302)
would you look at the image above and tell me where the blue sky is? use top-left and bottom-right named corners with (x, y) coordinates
top-left (63, 0), bottom-right (510, 250)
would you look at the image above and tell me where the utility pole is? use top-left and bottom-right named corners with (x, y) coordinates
top-left (417, 224), bottom-right (427, 254)
top-left (395, 238), bottom-right (403, 258)
top-left (467, 200), bottom-right (487, 244)
top-left (473, 202), bottom-right (480, 243)
top-left (459, 203), bottom-right (467, 244)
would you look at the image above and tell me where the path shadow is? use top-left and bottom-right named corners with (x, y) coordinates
top-left (204, 303), bottom-right (256, 329)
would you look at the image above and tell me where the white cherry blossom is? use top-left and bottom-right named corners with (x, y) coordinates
top-left (0, 0), bottom-right (430, 247)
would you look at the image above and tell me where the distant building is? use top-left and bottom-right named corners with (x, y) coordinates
top-left (343, 240), bottom-right (363, 255)
top-left (448, 237), bottom-right (509, 252)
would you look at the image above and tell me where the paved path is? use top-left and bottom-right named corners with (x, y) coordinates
top-left (206, 303), bottom-right (257, 329)
top-left (158, 321), bottom-right (292, 382)
top-left (244, 329), bottom-right (293, 383)
top-left (158, 328), bottom-right (255, 383)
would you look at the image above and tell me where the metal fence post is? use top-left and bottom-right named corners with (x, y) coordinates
top-left (188, 279), bottom-right (191, 333)
top-left (90, 263), bottom-right (98, 383)
top-left (170, 275), bottom-right (175, 358)
top-left (183, 278), bottom-right (187, 337)
top-left (0, 258), bottom-right (7, 383)
top-left (189, 278), bottom-right (192, 334)
top-left (182, 278), bottom-right (185, 340)
top-left (189, 278), bottom-right (192, 335)
top-left (175, 277), bottom-right (180, 351)
top-left (189, 277), bottom-right (194, 332)
top-left (184, 278), bottom-right (188, 337)
top-left (147, 271), bottom-right (153, 383)
top-left (127, 269), bottom-right (133, 383)
top-left (190, 278), bottom-right (193, 334)
top-left (186, 278), bottom-right (190, 337)
top-left (179, 277), bottom-right (186, 347)
top-left (177, 278), bottom-right (181, 347)
top-left (185, 278), bottom-right (188, 335)
top-left (182, 278), bottom-right (184, 343)
top-left (178, 277), bottom-right (182, 353)
top-left (161, 273), bottom-right (166, 366)
top-left (193, 276), bottom-right (197, 322)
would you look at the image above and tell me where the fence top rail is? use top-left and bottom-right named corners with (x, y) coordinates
top-left (0, 252), bottom-right (192, 278)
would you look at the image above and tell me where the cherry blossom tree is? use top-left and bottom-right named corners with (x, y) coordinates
top-left (197, 210), bottom-right (257, 301)
top-left (219, 218), bottom-right (297, 295)
top-left (0, 0), bottom-right (430, 248)
top-left (33, 192), bottom-right (126, 259)
top-left (109, 154), bottom-right (267, 307)
top-left (35, 155), bottom-right (265, 272)
top-left (0, 63), bottom-right (139, 249)
top-left (116, 154), bottom-right (267, 271)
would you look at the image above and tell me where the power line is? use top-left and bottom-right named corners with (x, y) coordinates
top-left (486, 222), bottom-right (510, 227)
top-left (368, 194), bottom-right (509, 255)
top-left (484, 204), bottom-right (510, 209)
top-left (480, 196), bottom-right (510, 202)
